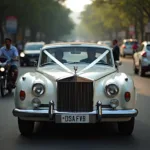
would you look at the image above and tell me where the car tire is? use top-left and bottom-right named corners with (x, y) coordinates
top-left (134, 68), bottom-right (138, 74)
top-left (0, 79), bottom-right (6, 97)
top-left (118, 117), bottom-right (135, 135)
top-left (8, 87), bottom-right (12, 94)
top-left (18, 118), bottom-right (34, 136)
top-left (133, 60), bottom-right (138, 74)
top-left (138, 63), bottom-right (145, 77)
top-left (20, 63), bottom-right (23, 67)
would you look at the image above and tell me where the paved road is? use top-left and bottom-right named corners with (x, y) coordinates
top-left (0, 57), bottom-right (150, 150)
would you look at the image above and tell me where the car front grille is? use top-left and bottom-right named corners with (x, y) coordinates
top-left (25, 54), bottom-right (39, 58)
top-left (57, 76), bottom-right (93, 112)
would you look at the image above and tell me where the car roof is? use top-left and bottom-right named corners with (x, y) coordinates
top-left (25, 42), bottom-right (45, 45)
top-left (123, 39), bottom-right (137, 42)
top-left (142, 41), bottom-right (150, 45)
top-left (42, 42), bottom-right (111, 50)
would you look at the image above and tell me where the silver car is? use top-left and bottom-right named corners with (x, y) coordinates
top-left (20, 42), bottom-right (45, 66)
top-left (12, 42), bottom-right (138, 136)
top-left (120, 39), bottom-right (138, 57)
top-left (133, 41), bottom-right (150, 76)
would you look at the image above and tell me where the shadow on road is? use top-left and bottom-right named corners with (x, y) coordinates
top-left (18, 122), bottom-right (136, 140)
top-left (0, 91), bottom-right (14, 100)
top-left (13, 121), bottom-right (144, 150)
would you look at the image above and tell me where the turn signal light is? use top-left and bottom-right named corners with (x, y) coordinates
top-left (124, 92), bottom-right (130, 102)
top-left (142, 52), bottom-right (147, 57)
top-left (20, 90), bottom-right (26, 101)
top-left (123, 45), bottom-right (126, 48)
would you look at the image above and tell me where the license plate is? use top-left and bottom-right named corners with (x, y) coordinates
top-left (61, 114), bottom-right (89, 123)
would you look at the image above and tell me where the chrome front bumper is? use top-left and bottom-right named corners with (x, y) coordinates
top-left (12, 101), bottom-right (138, 123)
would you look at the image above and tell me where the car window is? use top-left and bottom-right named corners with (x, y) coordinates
top-left (146, 45), bottom-right (150, 51)
top-left (40, 47), bottom-right (113, 66)
top-left (125, 41), bottom-right (138, 45)
top-left (24, 44), bottom-right (43, 50)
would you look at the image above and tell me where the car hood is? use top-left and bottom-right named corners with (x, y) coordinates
top-left (37, 65), bottom-right (116, 81)
top-left (24, 50), bottom-right (40, 54)
top-left (37, 49), bottom-right (116, 81)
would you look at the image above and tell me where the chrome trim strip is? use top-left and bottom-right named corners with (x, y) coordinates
top-left (13, 108), bottom-right (138, 117)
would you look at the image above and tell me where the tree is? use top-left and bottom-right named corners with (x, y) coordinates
top-left (80, 0), bottom-right (150, 41)
top-left (0, 0), bottom-right (74, 44)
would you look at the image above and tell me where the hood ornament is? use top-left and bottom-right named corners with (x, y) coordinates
top-left (74, 66), bottom-right (78, 75)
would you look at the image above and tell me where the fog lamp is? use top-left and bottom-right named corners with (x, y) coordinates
top-left (110, 99), bottom-right (119, 109)
top-left (32, 98), bottom-right (41, 108)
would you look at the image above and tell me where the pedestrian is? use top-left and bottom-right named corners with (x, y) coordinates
top-left (112, 39), bottom-right (120, 62)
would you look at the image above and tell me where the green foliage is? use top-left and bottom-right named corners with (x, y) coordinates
top-left (0, 0), bottom-right (74, 42)
top-left (79, 0), bottom-right (150, 40)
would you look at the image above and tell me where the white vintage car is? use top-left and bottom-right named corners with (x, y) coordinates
top-left (12, 42), bottom-right (138, 136)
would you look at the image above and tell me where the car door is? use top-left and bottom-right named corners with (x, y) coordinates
top-left (146, 44), bottom-right (150, 61)
top-left (134, 44), bottom-right (144, 66)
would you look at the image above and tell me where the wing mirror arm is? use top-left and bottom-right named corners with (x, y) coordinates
top-left (115, 60), bottom-right (122, 66)
top-left (33, 60), bottom-right (38, 67)
top-left (115, 61), bottom-right (122, 72)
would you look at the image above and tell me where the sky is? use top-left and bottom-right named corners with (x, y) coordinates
top-left (65, 0), bottom-right (92, 24)
top-left (65, 0), bottom-right (92, 12)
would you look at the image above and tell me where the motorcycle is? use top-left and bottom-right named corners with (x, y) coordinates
top-left (0, 56), bottom-right (15, 97)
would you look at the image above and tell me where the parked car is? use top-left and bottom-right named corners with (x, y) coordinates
top-left (120, 39), bottom-right (138, 57)
top-left (13, 42), bottom-right (138, 136)
top-left (103, 40), bottom-right (112, 48)
top-left (133, 41), bottom-right (150, 76)
top-left (20, 42), bottom-right (45, 66)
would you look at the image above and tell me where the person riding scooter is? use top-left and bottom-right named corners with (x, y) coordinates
top-left (0, 38), bottom-right (19, 88)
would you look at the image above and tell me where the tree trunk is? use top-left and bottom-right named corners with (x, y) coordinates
top-left (0, 21), bottom-right (4, 45)
top-left (139, 11), bottom-right (144, 41)
top-left (134, 11), bottom-right (138, 39)
top-left (30, 26), bottom-right (37, 41)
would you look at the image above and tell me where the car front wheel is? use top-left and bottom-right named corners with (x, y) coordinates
top-left (138, 64), bottom-right (145, 77)
top-left (18, 118), bottom-right (34, 136)
top-left (133, 60), bottom-right (138, 74)
top-left (118, 117), bottom-right (135, 135)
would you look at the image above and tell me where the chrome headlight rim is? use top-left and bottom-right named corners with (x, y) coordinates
top-left (105, 84), bottom-right (119, 98)
top-left (32, 83), bottom-right (45, 97)
top-left (0, 67), bottom-right (5, 72)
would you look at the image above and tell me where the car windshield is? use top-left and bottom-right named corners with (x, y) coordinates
top-left (104, 42), bottom-right (112, 47)
top-left (24, 44), bottom-right (43, 50)
top-left (125, 41), bottom-right (138, 45)
top-left (40, 46), bottom-right (113, 67)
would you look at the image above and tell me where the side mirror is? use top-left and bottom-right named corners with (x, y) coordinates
top-left (115, 60), bottom-right (122, 66)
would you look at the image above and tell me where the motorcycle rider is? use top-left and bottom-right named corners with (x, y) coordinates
top-left (0, 38), bottom-right (19, 88)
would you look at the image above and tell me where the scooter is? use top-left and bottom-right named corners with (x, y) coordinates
top-left (0, 57), bottom-right (15, 97)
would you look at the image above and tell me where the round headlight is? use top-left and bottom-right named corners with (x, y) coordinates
top-left (105, 84), bottom-right (119, 97)
top-left (0, 67), bottom-right (5, 72)
top-left (32, 83), bottom-right (45, 97)
top-left (20, 52), bottom-right (25, 57)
